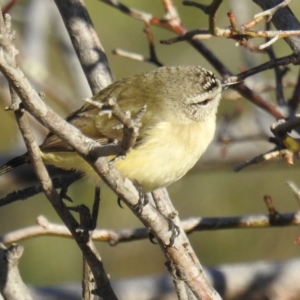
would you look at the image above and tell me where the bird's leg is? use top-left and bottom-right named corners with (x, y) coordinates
top-left (68, 187), bottom-right (100, 231)
top-left (116, 180), bottom-right (148, 211)
top-left (132, 180), bottom-right (149, 213)
top-left (165, 212), bottom-right (180, 247)
top-left (151, 190), bottom-right (180, 246)
top-left (59, 180), bottom-right (74, 203)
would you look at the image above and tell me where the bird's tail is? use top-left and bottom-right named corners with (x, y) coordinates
top-left (0, 154), bottom-right (29, 175)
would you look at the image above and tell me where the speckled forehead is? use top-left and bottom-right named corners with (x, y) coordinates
top-left (201, 69), bottom-right (219, 90)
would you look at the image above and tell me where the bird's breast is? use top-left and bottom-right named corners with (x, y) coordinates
top-left (40, 118), bottom-right (216, 192)
top-left (114, 118), bottom-right (216, 191)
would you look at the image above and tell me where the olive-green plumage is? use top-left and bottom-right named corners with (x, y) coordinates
top-left (0, 66), bottom-right (222, 192)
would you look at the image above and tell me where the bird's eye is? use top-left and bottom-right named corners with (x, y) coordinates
top-left (200, 98), bottom-right (212, 106)
top-left (191, 98), bottom-right (212, 107)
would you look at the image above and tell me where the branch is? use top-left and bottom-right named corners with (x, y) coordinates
top-left (288, 68), bottom-right (300, 111)
top-left (164, 1), bottom-right (300, 53)
top-left (8, 258), bottom-right (300, 300)
top-left (0, 172), bottom-right (82, 207)
top-left (113, 23), bottom-right (163, 67)
top-left (2, 209), bottom-right (300, 245)
top-left (183, 0), bottom-right (223, 36)
top-left (264, 21), bottom-right (288, 107)
top-left (229, 54), bottom-right (299, 86)
top-left (254, 0), bottom-right (293, 22)
top-left (83, 97), bottom-right (146, 159)
top-left (0, 13), bottom-right (221, 300)
top-left (234, 115), bottom-right (300, 171)
top-left (0, 9), bottom-right (117, 300)
top-left (11, 75), bottom-right (117, 300)
top-left (0, 244), bottom-right (33, 300)
top-left (253, 0), bottom-right (300, 53)
top-left (54, 0), bottom-right (114, 94)
top-left (102, 0), bottom-right (286, 119)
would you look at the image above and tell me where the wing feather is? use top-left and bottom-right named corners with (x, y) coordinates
top-left (40, 76), bottom-right (154, 153)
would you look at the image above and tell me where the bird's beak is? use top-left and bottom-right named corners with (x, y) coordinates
top-left (221, 80), bottom-right (243, 90)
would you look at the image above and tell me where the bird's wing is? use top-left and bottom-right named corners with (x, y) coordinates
top-left (40, 105), bottom-right (126, 152)
top-left (40, 79), bottom-right (154, 153)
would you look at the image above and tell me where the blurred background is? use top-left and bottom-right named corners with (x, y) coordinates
top-left (0, 0), bottom-right (299, 288)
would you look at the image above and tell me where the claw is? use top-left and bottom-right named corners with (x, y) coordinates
top-left (117, 197), bottom-right (124, 208)
top-left (59, 183), bottom-right (73, 202)
top-left (148, 232), bottom-right (158, 244)
top-left (132, 180), bottom-right (148, 213)
top-left (166, 218), bottom-right (180, 247)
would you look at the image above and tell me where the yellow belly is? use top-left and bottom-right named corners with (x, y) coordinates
top-left (41, 120), bottom-right (215, 192)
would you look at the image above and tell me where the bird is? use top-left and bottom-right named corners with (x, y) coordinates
top-left (0, 65), bottom-right (226, 192)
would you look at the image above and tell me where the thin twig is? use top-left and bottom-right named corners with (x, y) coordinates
top-left (84, 97), bottom-right (146, 156)
top-left (2, 210), bottom-right (300, 246)
top-left (113, 24), bottom-right (164, 67)
top-left (102, 0), bottom-right (286, 119)
top-left (286, 181), bottom-right (300, 207)
top-left (183, 0), bottom-right (223, 36)
top-left (288, 69), bottom-right (300, 112)
top-left (2, 0), bottom-right (18, 15)
top-left (264, 21), bottom-right (288, 107)
top-left (228, 54), bottom-right (299, 83)
top-left (0, 172), bottom-right (83, 207)
top-left (253, 0), bottom-right (300, 54)
top-left (161, 27), bottom-right (300, 45)
top-left (143, 23), bottom-right (163, 67)
top-left (254, 0), bottom-right (293, 22)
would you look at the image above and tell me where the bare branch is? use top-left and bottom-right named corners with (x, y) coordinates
top-left (225, 54), bottom-right (299, 83)
top-left (286, 181), bottom-right (300, 206)
top-left (253, 0), bottom-right (300, 53)
top-left (288, 68), bottom-right (300, 112)
top-left (0, 244), bottom-right (33, 300)
top-left (54, 0), bottom-right (114, 94)
top-left (234, 148), bottom-right (293, 171)
top-left (0, 172), bottom-right (82, 207)
top-left (84, 97), bottom-right (146, 157)
top-left (104, 0), bottom-right (286, 121)
top-left (0, 16), bottom-right (222, 300)
top-left (112, 25), bottom-right (164, 66)
top-left (2, 209), bottom-right (300, 246)
top-left (0, 11), bottom-right (117, 299)
top-left (264, 21), bottom-right (289, 107)
top-left (254, 0), bottom-right (293, 22)
top-left (183, 0), bottom-right (223, 36)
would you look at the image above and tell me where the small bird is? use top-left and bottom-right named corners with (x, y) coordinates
top-left (0, 66), bottom-right (226, 192)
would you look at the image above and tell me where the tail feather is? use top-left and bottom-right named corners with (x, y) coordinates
top-left (0, 154), bottom-right (29, 175)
